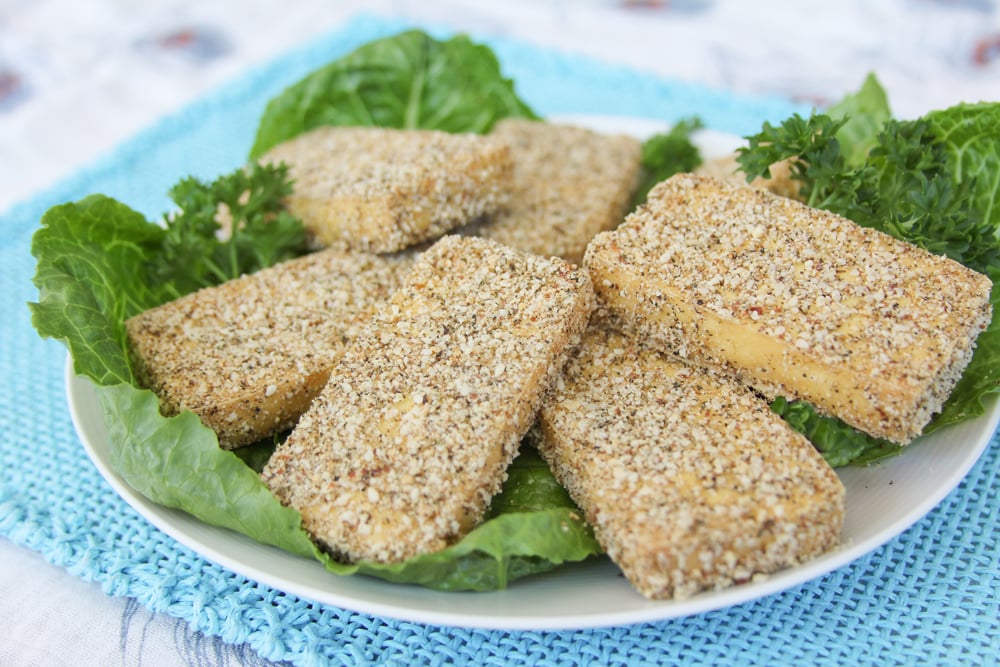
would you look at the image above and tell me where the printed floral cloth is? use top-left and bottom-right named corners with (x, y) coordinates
top-left (2, 1), bottom-right (999, 665)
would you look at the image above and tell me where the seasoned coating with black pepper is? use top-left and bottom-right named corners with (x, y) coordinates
top-left (126, 247), bottom-right (414, 449)
top-left (534, 318), bottom-right (845, 600)
top-left (585, 173), bottom-right (993, 444)
top-left (259, 126), bottom-right (514, 253)
top-left (466, 119), bottom-right (641, 265)
top-left (261, 235), bottom-right (595, 564)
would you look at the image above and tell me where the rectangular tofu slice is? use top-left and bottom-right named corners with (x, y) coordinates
top-left (467, 119), bottom-right (641, 265)
top-left (585, 173), bottom-right (993, 444)
top-left (126, 247), bottom-right (414, 449)
top-left (259, 126), bottom-right (514, 253)
top-left (534, 319), bottom-right (845, 600)
top-left (260, 235), bottom-right (595, 564)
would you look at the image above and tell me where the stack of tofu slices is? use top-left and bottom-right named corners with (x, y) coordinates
top-left (125, 119), bottom-right (992, 600)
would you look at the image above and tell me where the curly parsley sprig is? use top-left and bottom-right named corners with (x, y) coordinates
top-left (151, 162), bottom-right (306, 299)
top-left (736, 112), bottom-right (1000, 280)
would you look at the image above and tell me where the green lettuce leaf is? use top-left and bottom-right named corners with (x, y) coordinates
top-left (249, 29), bottom-right (538, 158)
top-left (826, 72), bottom-right (892, 167)
top-left (349, 506), bottom-right (597, 591)
top-left (770, 397), bottom-right (901, 468)
top-left (30, 196), bottom-right (171, 385)
top-left (923, 102), bottom-right (1000, 239)
top-left (99, 382), bottom-right (321, 558)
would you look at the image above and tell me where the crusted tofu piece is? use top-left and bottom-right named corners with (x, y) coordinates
top-left (585, 174), bottom-right (993, 444)
top-left (695, 153), bottom-right (802, 200)
top-left (534, 320), bottom-right (845, 600)
top-left (259, 126), bottom-right (514, 252)
top-left (261, 235), bottom-right (594, 564)
top-left (466, 119), bottom-right (641, 265)
top-left (126, 247), bottom-right (414, 449)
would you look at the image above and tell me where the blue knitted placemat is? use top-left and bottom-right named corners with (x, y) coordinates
top-left (2, 14), bottom-right (998, 667)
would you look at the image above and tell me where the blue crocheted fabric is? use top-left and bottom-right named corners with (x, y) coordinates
top-left (2, 14), bottom-right (998, 666)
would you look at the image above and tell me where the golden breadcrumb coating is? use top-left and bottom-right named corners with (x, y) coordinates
top-left (585, 173), bottom-right (992, 443)
top-left (260, 126), bottom-right (514, 252)
top-left (126, 247), bottom-right (414, 449)
top-left (465, 119), bottom-right (641, 265)
top-left (261, 235), bottom-right (594, 564)
top-left (534, 317), bottom-right (845, 600)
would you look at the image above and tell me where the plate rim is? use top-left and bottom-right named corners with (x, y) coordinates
top-left (67, 361), bottom-right (1000, 631)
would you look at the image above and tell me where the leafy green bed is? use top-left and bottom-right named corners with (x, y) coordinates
top-left (29, 30), bottom-right (1000, 591)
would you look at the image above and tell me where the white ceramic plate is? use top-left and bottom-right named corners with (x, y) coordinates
top-left (67, 115), bottom-right (1000, 630)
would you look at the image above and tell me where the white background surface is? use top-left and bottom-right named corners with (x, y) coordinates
top-left (4, 0), bottom-right (1000, 214)
top-left (4, 1), bottom-right (1000, 665)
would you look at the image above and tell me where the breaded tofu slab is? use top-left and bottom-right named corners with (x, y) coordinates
top-left (468, 119), bottom-right (641, 265)
top-left (534, 319), bottom-right (845, 600)
top-left (261, 235), bottom-right (594, 564)
top-left (259, 126), bottom-right (514, 252)
top-left (694, 153), bottom-right (802, 200)
top-left (126, 247), bottom-right (414, 449)
top-left (585, 173), bottom-right (993, 444)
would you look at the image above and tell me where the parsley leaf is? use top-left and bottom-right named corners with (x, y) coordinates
top-left (736, 113), bottom-right (861, 213)
top-left (737, 111), bottom-right (1000, 279)
top-left (150, 162), bottom-right (306, 299)
top-left (633, 117), bottom-right (704, 207)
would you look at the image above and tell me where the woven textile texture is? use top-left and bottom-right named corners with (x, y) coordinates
top-left (1, 14), bottom-right (998, 667)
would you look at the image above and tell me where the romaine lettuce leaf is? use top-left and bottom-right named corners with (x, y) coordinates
top-left (99, 382), bottom-right (321, 558)
top-left (770, 397), bottom-right (901, 468)
top-left (30, 196), bottom-right (170, 386)
top-left (826, 72), bottom-right (892, 167)
top-left (249, 29), bottom-right (538, 159)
